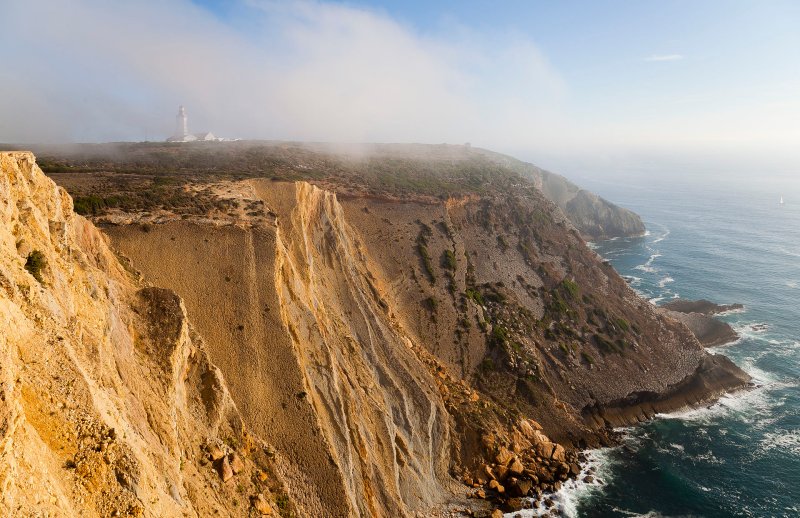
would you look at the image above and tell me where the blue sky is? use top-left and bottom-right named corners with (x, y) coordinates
top-left (2, 0), bottom-right (799, 173)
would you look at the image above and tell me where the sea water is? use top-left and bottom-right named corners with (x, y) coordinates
top-left (511, 171), bottom-right (800, 517)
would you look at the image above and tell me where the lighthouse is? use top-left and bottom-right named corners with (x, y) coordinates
top-left (175, 105), bottom-right (188, 139)
top-left (166, 105), bottom-right (219, 142)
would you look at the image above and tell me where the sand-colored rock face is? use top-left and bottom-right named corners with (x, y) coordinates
top-left (106, 181), bottom-right (458, 517)
top-left (273, 183), bottom-right (451, 515)
top-left (0, 152), bottom-right (285, 517)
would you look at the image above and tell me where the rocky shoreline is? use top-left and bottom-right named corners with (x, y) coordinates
top-left (466, 298), bottom-right (752, 516)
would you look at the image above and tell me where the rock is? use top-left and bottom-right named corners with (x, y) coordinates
top-left (508, 458), bottom-right (524, 476)
top-left (251, 494), bottom-right (273, 516)
top-left (501, 498), bottom-right (525, 512)
top-left (491, 510), bottom-right (504, 518)
top-left (583, 475), bottom-right (594, 484)
top-left (216, 457), bottom-right (233, 482)
top-left (228, 452), bottom-right (244, 474)
top-left (493, 464), bottom-right (509, 481)
top-left (488, 479), bottom-right (505, 493)
top-left (569, 463), bottom-right (580, 476)
top-left (551, 444), bottom-right (566, 463)
top-left (507, 477), bottom-right (532, 497)
top-left (474, 489), bottom-right (486, 499)
top-left (208, 445), bottom-right (225, 462)
top-left (495, 447), bottom-right (514, 466)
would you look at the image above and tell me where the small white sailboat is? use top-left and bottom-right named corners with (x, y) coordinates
top-left (780, 196), bottom-right (785, 205)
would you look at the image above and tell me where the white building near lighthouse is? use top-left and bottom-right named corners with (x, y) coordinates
top-left (166, 106), bottom-right (220, 142)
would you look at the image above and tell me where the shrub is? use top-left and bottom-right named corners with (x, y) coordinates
top-left (465, 288), bottom-right (485, 306)
top-left (442, 249), bottom-right (457, 271)
top-left (614, 317), bottom-right (630, 332)
top-left (496, 234), bottom-right (509, 251)
top-left (417, 243), bottom-right (436, 283)
top-left (423, 296), bottom-right (438, 314)
top-left (561, 279), bottom-right (579, 299)
top-left (25, 250), bottom-right (46, 283)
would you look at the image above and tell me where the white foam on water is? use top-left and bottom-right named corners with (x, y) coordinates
top-left (652, 229), bottom-right (670, 244)
top-left (787, 280), bottom-right (798, 289)
top-left (758, 429), bottom-right (800, 457)
top-left (657, 276), bottom-right (674, 288)
top-left (649, 296), bottom-right (665, 305)
top-left (504, 448), bottom-right (614, 518)
top-left (716, 305), bottom-right (747, 316)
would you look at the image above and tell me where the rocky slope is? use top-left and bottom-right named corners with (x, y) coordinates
top-left (100, 154), bottom-right (747, 513)
top-left (0, 152), bottom-right (288, 517)
top-left (2, 150), bottom-right (749, 517)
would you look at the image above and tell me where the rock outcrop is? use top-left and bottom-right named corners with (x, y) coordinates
top-left (0, 152), bottom-right (287, 517)
top-left (659, 299), bottom-right (741, 347)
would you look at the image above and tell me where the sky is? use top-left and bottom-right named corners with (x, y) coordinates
top-left (1, 0), bottom-right (799, 175)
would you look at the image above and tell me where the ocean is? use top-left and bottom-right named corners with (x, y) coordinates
top-left (515, 170), bottom-right (800, 517)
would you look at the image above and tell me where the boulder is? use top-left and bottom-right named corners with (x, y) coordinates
top-left (495, 447), bottom-right (514, 466)
top-left (488, 480), bottom-right (505, 493)
top-left (216, 457), bottom-right (233, 482)
top-left (508, 458), bottom-right (524, 476)
top-left (251, 494), bottom-right (273, 516)
top-left (229, 453), bottom-right (244, 474)
top-left (507, 477), bottom-right (532, 497)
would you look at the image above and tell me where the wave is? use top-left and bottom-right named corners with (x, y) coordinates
top-left (657, 276), bottom-right (674, 288)
top-left (623, 275), bottom-right (643, 287)
top-left (506, 449), bottom-right (614, 517)
top-left (652, 229), bottom-right (670, 243)
top-left (787, 280), bottom-right (798, 289)
top-left (758, 430), bottom-right (800, 457)
top-left (634, 253), bottom-right (662, 273)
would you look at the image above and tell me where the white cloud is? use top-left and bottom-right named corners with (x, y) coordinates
top-left (645, 54), bottom-right (684, 62)
top-left (0, 0), bottom-right (566, 150)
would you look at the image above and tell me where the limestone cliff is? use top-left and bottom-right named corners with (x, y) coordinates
top-left (0, 152), bottom-right (287, 517)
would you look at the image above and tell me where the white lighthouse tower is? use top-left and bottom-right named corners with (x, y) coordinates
top-left (176, 105), bottom-right (188, 139)
top-left (166, 105), bottom-right (218, 142)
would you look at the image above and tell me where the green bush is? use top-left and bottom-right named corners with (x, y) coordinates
top-left (561, 279), bottom-right (579, 299)
top-left (25, 250), bottom-right (46, 283)
top-left (417, 243), bottom-right (436, 283)
top-left (442, 249), bottom-right (457, 271)
top-left (465, 288), bottom-right (485, 306)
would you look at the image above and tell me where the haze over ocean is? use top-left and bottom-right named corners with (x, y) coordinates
top-left (516, 171), bottom-right (800, 517)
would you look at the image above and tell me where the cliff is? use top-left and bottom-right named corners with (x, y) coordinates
top-left (0, 152), bottom-right (288, 517)
top-left (2, 150), bottom-right (749, 517)
top-left (512, 164), bottom-right (644, 241)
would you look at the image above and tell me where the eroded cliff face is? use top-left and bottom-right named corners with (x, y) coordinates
top-left (0, 153), bottom-right (287, 517)
top-left (104, 171), bottom-right (748, 515)
top-left (273, 183), bottom-right (452, 515)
